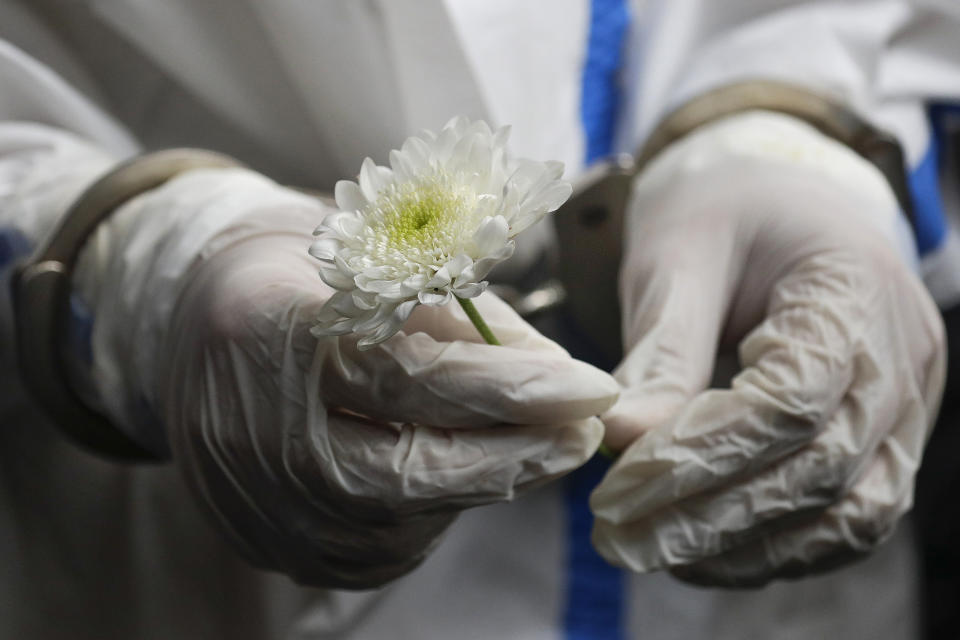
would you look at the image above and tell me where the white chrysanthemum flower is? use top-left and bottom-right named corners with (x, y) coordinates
top-left (309, 116), bottom-right (572, 349)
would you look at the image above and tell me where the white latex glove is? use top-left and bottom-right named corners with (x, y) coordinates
top-left (73, 168), bottom-right (617, 589)
top-left (591, 111), bottom-right (945, 587)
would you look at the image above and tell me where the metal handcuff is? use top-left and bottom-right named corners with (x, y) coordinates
top-left (13, 149), bottom-right (244, 461)
top-left (12, 81), bottom-right (914, 462)
top-left (548, 80), bottom-right (915, 366)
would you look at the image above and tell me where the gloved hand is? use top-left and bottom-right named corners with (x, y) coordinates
top-left (591, 111), bottom-right (945, 587)
top-left (90, 170), bottom-right (617, 589)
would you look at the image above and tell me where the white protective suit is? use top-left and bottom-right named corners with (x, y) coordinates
top-left (1, 1), bottom-right (959, 639)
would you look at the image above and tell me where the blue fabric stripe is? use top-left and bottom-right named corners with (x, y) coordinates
top-left (908, 131), bottom-right (947, 255)
top-left (580, 0), bottom-right (630, 165)
top-left (563, 457), bottom-right (625, 640)
top-left (562, 2), bottom-right (630, 638)
top-left (68, 294), bottom-right (95, 366)
top-left (0, 227), bottom-right (31, 269)
top-left (908, 103), bottom-right (960, 256)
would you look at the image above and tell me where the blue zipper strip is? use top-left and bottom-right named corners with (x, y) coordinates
top-left (580, 0), bottom-right (630, 166)
top-left (562, 1), bottom-right (631, 638)
top-left (562, 456), bottom-right (625, 640)
top-left (908, 128), bottom-right (947, 256)
top-left (908, 103), bottom-right (960, 257)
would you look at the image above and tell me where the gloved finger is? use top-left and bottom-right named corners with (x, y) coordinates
top-left (281, 510), bottom-right (456, 589)
top-left (168, 406), bottom-right (460, 590)
top-left (663, 267), bottom-right (942, 572)
top-left (592, 261), bottom-right (863, 527)
top-left (170, 358), bottom-right (603, 588)
top-left (658, 264), bottom-right (940, 575)
top-left (603, 271), bottom-right (731, 450)
top-left (402, 289), bottom-right (570, 354)
top-left (207, 415), bottom-right (604, 590)
top-left (591, 364), bottom-right (909, 572)
top-left (330, 418), bottom-right (603, 514)
top-left (325, 330), bottom-right (620, 428)
top-left (317, 413), bottom-right (606, 514)
top-left (602, 188), bottom-right (743, 450)
top-left (667, 419), bottom-right (922, 588)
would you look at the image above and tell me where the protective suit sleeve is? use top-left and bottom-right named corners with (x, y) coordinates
top-left (0, 35), bottom-right (138, 240)
top-left (620, 1), bottom-right (960, 167)
top-left (0, 36), bottom-right (142, 440)
top-left (619, 2), bottom-right (960, 306)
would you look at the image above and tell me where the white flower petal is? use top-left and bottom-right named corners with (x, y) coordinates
top-left (358, 265), bottom-right (396, 280)
top-left (534, 180), bottom-right (574, 212)
top-left (312, 292), bottom-right (363, 335)
top-left (334, 254), bottom-right (356, 275)
top-left (353, 302), bottom-right (396, 334)
top-left (390, 298), bottom-right (419, 327)
top-left (418, 289), bottom-right (452, 306)
top-left (445, 254), bottom-right (473, 278)
top-left (504, 159), bottom-right (548, 198)
top-left (319, 210), bottom-right (364, 238)
top-left (472, 244), bottom-right (515, 281)
top-left (471, 194), bottom-right (499, 219)
top-left (425, 265), bottom-right (453, 290)
top-left (319, 265), bottom-right (356, 291)
top-left (389, 149), bottom-right (415, 182)
top-left (310, 320), bottom-right (354, 337)
top-left (375, 290), bottom-right (409, 304)
top-left (367, 284), bottom-right (406, 303)
top-left (433, 124), bottom-right (461, 162)
top-left (493, 125), bottom-right (511, 150)
top-left (400, 135), bottom-right (434, 174)
top-left (352, 290), bottom-right (378, 310)
top-left (450, 128), bottom-right (481, 164)
top-left (334, 180), bottom-right (368, 212)
top-left (543, 160), bottom-right (565, 180)
top-left (326, 290), bottom-right (360, 313)
top-left (452, 281), bottom-right (487, 298)
top-left (444, 115), bottom-right (472, 136)
top-left (355, 273), bottom-right (395, 293)
top-left (465, 138), bottom-right (493, 178)
top-left (511, 182), bottom-right (572, 236)
top-left (471, 215), bottom-right (509, 256)
top-left (498, 184), bottom-right (520, 221)
top-left (466, 118), bottom-right (493, 139)
top-left (308, 237), bottom-right (341, 261)
top-left (357, 300), bottom-right (418, 350)
top-left (358, 157), bottom-right (392, 200)
top-left (401, 273), bottom-right (429, 296)
top-left (453, 263), bottom-right (477, 286)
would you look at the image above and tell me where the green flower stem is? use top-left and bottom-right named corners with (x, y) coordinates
top-left (596, 442), bottom-right (616, 460)
top-left (456, 294), bottom-right (618, 462)
top-left (456, 296), bottom-right (501, 346)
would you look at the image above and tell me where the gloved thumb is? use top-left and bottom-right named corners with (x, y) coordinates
top-left (602, 197), bottom-right (739, 451)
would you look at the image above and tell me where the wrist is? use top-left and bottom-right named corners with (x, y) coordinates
top-left (75, 160), bottom-right (328, 454)
top-left (13, 150), bottom-right (252, 459)
top-left (637, 109), bottom-right (915, 266)
top-left (0, 125), bottom-right (145, 455)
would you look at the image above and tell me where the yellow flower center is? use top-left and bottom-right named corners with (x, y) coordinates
top-left (368, 172), bottom-right (477, 255)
